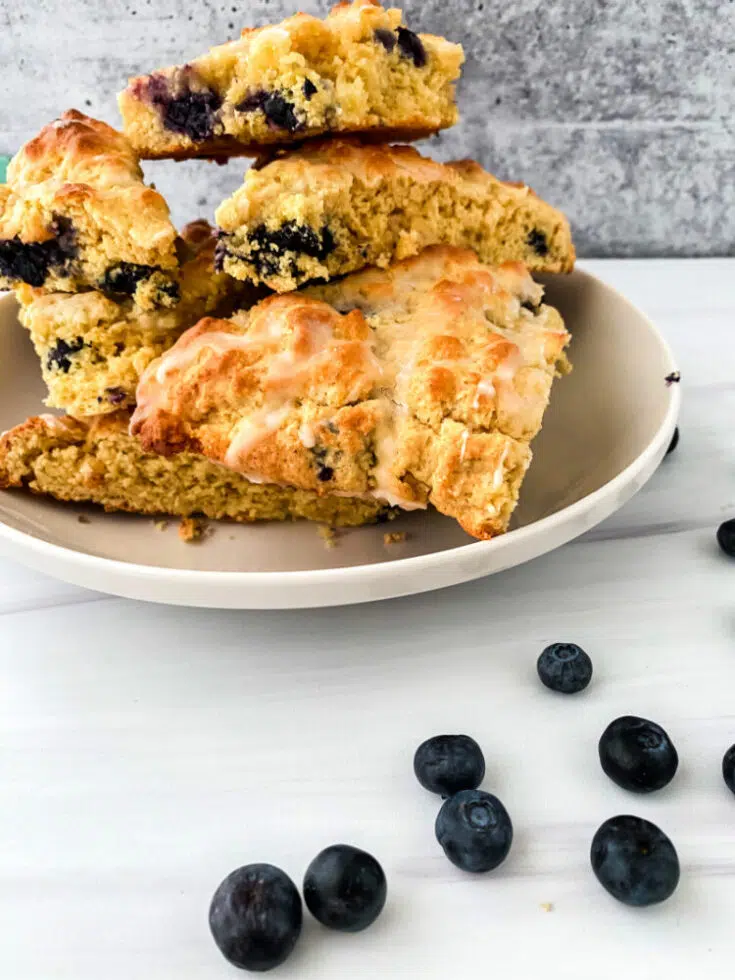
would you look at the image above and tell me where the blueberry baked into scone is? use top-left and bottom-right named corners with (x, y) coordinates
top-left (0, 413), bottom-right (391, 527)
top-left (215, 140), bottom-right (576, 291)
top-left (15, 221), bottom-right (252, 418)
top-left (0, 110), bottom-right (180, 309)
top-left (130, 247), bottom-right (570, 540)
top-left (118, 0), bottom-right (463, 160)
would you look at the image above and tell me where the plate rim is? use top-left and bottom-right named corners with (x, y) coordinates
top-left (0, 269), bottom-right (681, 607)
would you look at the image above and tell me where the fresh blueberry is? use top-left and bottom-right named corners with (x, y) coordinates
top-left (413, 734), bottom-right (485, 797)
top-left (722, 744), bottom-right (735, 794)
top-left (209, 863), bottom-right (302, 972)
top-left (599, 716), bottom-right (678, 793)
top-left (590, 814), bottom-right (680, 906)
top-left (396, 27), bottom-right (427, 67)
top-left (435, 789), bottom-right (513, 873)
top-left (303, 844), bottom-right (386, 932)
top-left (527, 229), bottom-right (549, 256)
top-left (666, 426), bottom-right (679, 455)
top-left (537, 643), bottom-right (592, 694)
top-left (717, 519), bottom-right (735, 557)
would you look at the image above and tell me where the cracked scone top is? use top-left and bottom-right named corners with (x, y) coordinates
top-left (15, 221), bottom-right (251, 418)
top-left (215, 140), bottom-right (576, 291)
top-left (0, 110), bottom-right (179, 309)
top-left (118, 0), bottom-right (463, 160)
top-left (131, 247), bottom-right (570, 540)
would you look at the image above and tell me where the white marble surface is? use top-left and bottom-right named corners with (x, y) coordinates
top-left (1, 259), bottom-right (733, 978)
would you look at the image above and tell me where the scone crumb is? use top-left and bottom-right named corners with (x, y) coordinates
top-left (77, 514), bottom-right (92, 525)
top-left (318, 525), bottom-right (339, 549)
top-left (179, 516), bottom-right (208, 542)
top-left (154, 519), bottom-right (169, 532)
top-left (383, 531), bottom-right (407, 546)
top-left (540, 902), bottom-right (554, 913)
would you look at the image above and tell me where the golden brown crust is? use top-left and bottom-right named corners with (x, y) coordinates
top-left (215, 139), bottom-right (575, 290)
top-left (0, 411), bottom-right (391, 527)
top-left (0, 111), bottom-right (179, 307)
top-left (131, 246), bottom-right (571, 540)
top-left (118, 0), bottom-right (463, 160)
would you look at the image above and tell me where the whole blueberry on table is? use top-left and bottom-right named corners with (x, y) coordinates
top-left (209, 863), bottom-right (302, 971)
top-left (413, 734), bottom-right (486, 797)
top-left (717, 519), bottom-right (735, 557)
top-left (303, 844), bottom-right (386, 932)
top-left (435, 789), bottom-right (513, 873)
top-left (537, 642), bottom-right (593, 694)
top-left (722, 744), bottom-right (735, 795)
top-left (598, 715), bottom-right (678, 793)
top-left (590, 814), bottom-right (680, 906)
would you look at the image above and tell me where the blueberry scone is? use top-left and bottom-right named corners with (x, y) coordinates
top-left (16, 221), bottom-right (252, 417)
top-left (131, 247), bottom-right (571, 540)
top-left (0, 110), bottom-right (180, 309)
top-left (0, 412), bottom-right (391, 527)
top-left (215, 140), bottom-right (575, 291)
top-left (118, 0), bottom-right (463, 160)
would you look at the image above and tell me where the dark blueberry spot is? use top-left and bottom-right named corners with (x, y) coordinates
top-left (666, 426), bottom-right (679, 455)
top-left (157, 281), bottom-right (181, 302)
top-left (599, 716), bottom-right (678, 793)
top-left (100, 263), bottom-right (159, 297)
top-left (0, 217), bottom-right (77, 287)
top-left (414, 735), bottom-right (485, 797)
top-left (521, 298), bottom-right (540, 313)
top-left (435, 790), bottom-right (513, 873)
top-left (537, 642), bottom-right (593, 694)
top-left (246, 222), bottom-right (336, 278)
top-left (105, 386), bottom-right (128, 405)
top-left (723, 744), bottom-right (735, 794)
top-left (324, 421), bottom-right (339, 435)
top-left (303, 78), bottom-right (317, 99)
top-left (665, 371), bottom-right (681, 385)
top-left (209, 864), bottom-right (302, 971)
top-left (303, 845), bottom-right (386, 933)
top-left (262, 93), bottom-right (301, 132)
top-left (157, 90), bottom-right (222, 141)
top-left (374, 27), bottom-right (397, 52)
top-left (236, 90), bottom-right (268, 112)
top-left (527, 229), bottom-right (549, 256)
top-left (113, 342), bottom-right (125, 356)
top-left (46, 336), bottom-right (85, 373)
top-left (717, 518), bottom-right (735, 557)
top-left (590, 815), bottom-right (679, 906)
top-left (396, 27), bottom-right (427, 67)
top-left (317, 466), bottom-right (334, 482)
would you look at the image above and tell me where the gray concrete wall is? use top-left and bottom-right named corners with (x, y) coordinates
top-left (1, 0), bottom-right (732, 256)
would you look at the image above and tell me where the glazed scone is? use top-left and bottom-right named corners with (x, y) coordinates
top-left (215, 140), bottom-right (575, 291)
top-left (0, 412), bottom-right (391, 527)
top-left (118, 0), bottom-right (463, 160)
top-left (131, 247), bottom-right (571, 540)
top-left (16, 221), bottom-right (252, 417)
top-left (0, 110), bottom-right (180, 309)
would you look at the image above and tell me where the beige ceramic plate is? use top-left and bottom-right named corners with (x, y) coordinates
top-left (0, 270), bottom-right (679, 608)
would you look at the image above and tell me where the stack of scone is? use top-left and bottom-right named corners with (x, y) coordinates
top-left (0, 0), bottom-right (575, 540)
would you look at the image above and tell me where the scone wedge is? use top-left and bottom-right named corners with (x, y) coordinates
top-left (15, 221), bottom-right (254, 417)
top-left (131, 247), bottom-right (571, 540)
top-left (0, 111), bottom-right (180, 309)
top-left (0, 413), bottom-right (391, 528)
top-left (215, 140), bottom-right (575, 291)
top-left (118, 0), bottom-right (463, 160)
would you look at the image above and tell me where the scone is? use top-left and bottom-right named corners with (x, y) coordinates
top-left (0, 412), bottom-right (391, 527)
top-left (118, 0), bottom-right (463, 160)
top-left (131, 247), bottom-right (571, 540)
top-left (0, 110), bottom-right (180, 309)
top-left (16, 221), bottom-right (251, 417)
top-left (215, 140), bottom-right (575, 291)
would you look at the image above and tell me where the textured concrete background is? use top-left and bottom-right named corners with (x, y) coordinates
top-left (0, 0), bottom-right (733, 256)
